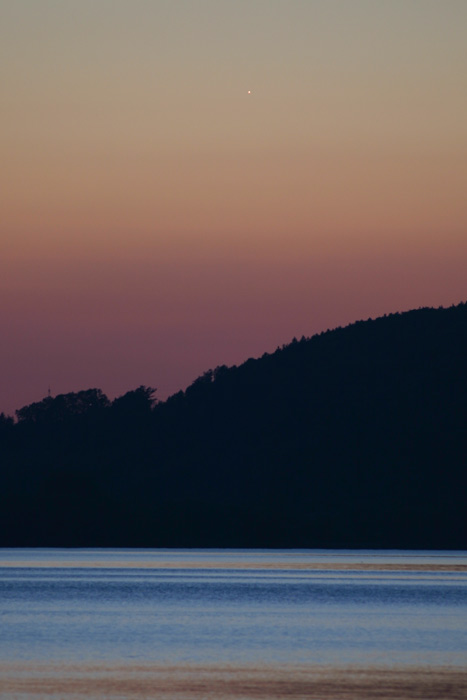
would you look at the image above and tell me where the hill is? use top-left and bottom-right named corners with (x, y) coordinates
top-left (1, 303), bottom-right (466, 548)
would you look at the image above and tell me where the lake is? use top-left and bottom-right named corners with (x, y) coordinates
top-left (1, 549), bottom-right (466, 699)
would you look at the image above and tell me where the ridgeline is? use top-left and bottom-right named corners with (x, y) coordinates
top-left (1, 303), bottom-right (466, 548)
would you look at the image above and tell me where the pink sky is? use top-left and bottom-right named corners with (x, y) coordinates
top-left (1, 0), bottom-right (466, 415)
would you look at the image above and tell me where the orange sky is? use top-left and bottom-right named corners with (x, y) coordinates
top-left (1, 0), bottom-right (467, 414)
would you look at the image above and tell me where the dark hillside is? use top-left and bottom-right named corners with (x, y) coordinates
top-left (1, 303), bottom-right (466, 548)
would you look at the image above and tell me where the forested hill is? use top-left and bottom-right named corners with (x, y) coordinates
top-left (1, 303), bottom-right (466, 549)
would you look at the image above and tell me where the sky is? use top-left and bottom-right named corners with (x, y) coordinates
top-left (2, 0), bottom-right (467, 415)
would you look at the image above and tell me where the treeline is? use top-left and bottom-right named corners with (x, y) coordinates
top-left (1, 303), bottom-right (466, 549)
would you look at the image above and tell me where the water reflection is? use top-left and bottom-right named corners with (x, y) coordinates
top-left (1, 663), bottom-right (467, 699)
top-left (1, 549), bottom-right (466, 699)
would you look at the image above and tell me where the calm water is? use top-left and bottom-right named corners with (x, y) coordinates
top-left (1, 549), bottom-right (466, 698)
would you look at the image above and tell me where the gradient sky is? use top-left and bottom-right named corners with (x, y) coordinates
top-left (2, 0), bottom-right (467, 415)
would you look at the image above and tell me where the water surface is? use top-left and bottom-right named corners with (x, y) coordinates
top-left (1, 549), bottom-right (466, 698)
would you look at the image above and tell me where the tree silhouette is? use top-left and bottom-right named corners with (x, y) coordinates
top-left (16, 389), bottom-right (110, 424)
top-left (1, 302), bottom-right (466, 548)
